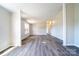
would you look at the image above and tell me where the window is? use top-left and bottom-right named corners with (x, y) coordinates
top-left (24, 22), bottom-right (29, 34)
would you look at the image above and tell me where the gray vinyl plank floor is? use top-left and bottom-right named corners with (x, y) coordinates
top-left (4, 35), bottom-right (73, 56)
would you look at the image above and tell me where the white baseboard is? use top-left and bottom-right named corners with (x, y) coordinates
top-left (0, 45), bottom-right (10, 52)
top-left (21, 33), bottom-right (30, 40)
top-left (63, 43), bottom-right (79, 48)
top-left (74, 44), bottom-right (79, 48)
top-left (32, 34), bottom-right (47, 35)
top-left (65, 44), bottom-right (74, 46)
top-left (0, 47), bottom-right (16, 56)
top-left (62, 42), bottom-right (74, 46)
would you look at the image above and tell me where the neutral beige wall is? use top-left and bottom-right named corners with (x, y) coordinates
top-left (0, 6), bottom-right (12, 52)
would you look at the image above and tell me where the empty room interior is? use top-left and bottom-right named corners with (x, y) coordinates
top-left (0, 3), bottom-right (79, 56)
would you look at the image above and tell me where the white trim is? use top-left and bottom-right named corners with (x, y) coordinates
top-left (65, 44), bottom-right (74, 46)
top-left (63, 43), bottom-right (79, 48)
top-left (74, 44), bottom-right (79, 48)
top-left (21, 33), bottom-right (30, 40)
top-left (0, 47), bottom-right (16, 56)
top-left (63, 3), bottom-right (67, 46)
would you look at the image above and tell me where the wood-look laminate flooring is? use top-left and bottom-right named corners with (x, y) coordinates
top-left (4, 35), bottom-right (72, 56)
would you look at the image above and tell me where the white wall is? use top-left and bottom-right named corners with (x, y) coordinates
top-left (65, 4), bottom-right (74, 45)
top-left (50, 10), bottom-right (63, 40)
top-left (21, 19), bottom-right (30, 40)
top-left (0, 6), bottom-right (12, 52)
top-left (31, 22), bottom-right (47, 35)
top-left (11, 10), bottom-right (21, 46)
top-left (63, 3), bottom-right (79, 47)
top-left (74, 4), bottom-right (79, 47)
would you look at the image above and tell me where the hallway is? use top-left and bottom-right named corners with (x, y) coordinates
top-left (0, 3), bottom-right (79, 56)
top-left (4, 35), bottom-right (73, 56)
